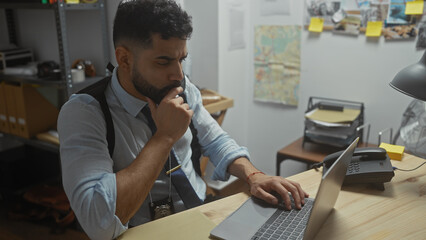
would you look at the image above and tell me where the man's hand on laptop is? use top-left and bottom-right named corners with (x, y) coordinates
top-left (247, 174), bottom-right (309, 210)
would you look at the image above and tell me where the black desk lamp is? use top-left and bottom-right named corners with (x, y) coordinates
top-left (389, 51), bottom-right (426, 144)
top-left (389, 51), bottom-right (426, 101)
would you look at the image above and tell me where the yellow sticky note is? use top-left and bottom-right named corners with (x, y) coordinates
top-left (365, 21), bottom-right (383, 37)
top-left (379, 142), bottom-right (405, 161)
top-left (309, 17), bottom-right (324, 33)
top-left (405, 0), bottom-right (424, 15)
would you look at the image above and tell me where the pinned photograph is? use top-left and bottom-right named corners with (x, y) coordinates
top-left (387, 0), bottom-right (412, 25)
top-left (383, 24), bottom-right (417, 40)
top-left (305, 0), bottom-right (342, 26)
top-left (417, 24), bottom-right (426, 49)
top-left (356, 0), bottom-right (370, 9)
top-left (360, 1), bottom-right (389, 27)
top-left (370, 1), bottom-right (390, 21)
top-left (333, 15), bottom-right (362, 35)
top-left (416, 17), bottom-right (426, 49)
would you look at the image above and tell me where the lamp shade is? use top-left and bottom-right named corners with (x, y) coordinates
top-left (389, 51), bottom-right (426, 101)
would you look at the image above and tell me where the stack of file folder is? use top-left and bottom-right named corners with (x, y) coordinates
top-left (303, 97), bottom-right (364, 148)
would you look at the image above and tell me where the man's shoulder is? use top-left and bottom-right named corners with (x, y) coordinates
top-left (61, 93), bottom-right (101, 112)
top-left (57, 92), bottom-right (108, 142)
top-left (58, 93), bottom-right (105, 124)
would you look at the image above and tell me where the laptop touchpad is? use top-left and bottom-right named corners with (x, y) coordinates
top-left (210, 197), bottom-right (276, 239)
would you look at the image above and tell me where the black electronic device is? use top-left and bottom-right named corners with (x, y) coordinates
top-left (321, 147), bottom-right (394, 190)
top-left (37, 61), bottom-right (60, 79)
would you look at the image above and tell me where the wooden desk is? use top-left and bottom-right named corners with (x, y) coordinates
top-left (119, 154), bottom-right (425, 239)
top-left (201, 89), bottom-right (234, 123)
top-left (203, 154), bottom-right (426, 239)
top-left (276, 137), bottom-right (374, 176)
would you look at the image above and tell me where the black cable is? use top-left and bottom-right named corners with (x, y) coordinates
top-left (393, 161), bottom-right (426, 172)
top-left (310, 162), bottom-right (323, 170)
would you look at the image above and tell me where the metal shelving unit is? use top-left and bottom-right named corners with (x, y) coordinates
top-left (0, 0), bottom-right (110, 101)
top-left (0, 73), bottom-right (67, 87)
top-left (53, 0), bottom-right (110, 98)
top-left (0, 3), bottom-right (53, 9)
top-left (0, 0), bottom-right (110, 151)
top-left (1, 132), bottom-right (59, 153)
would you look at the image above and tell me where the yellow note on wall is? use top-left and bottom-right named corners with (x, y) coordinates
top-left (365, 21), bottom-right (383, 37)
top-left (405, 0), bottom-right (424, 15)
top-left (309, 17), bottom-right (324, 32)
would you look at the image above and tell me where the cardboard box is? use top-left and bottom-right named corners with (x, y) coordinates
top-left (3, 83), bottom-right (19, 135)
top-left (3, 83), bottom-right (59, 139)
top-left (16, 84), bottom-right (59, 139)
top-left (0, 82), bottom-right (10, 133)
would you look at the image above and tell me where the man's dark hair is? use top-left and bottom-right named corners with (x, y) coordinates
top-left (113, 0), bottom-right (193, 49)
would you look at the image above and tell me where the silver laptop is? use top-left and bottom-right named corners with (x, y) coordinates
top-left (210, 137), bottom-right (359, 240)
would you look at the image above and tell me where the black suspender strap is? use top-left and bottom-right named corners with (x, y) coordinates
top-left (181, 94), bottom-right (202, 177)
top-left (77, 77), bottom-right (115, 157)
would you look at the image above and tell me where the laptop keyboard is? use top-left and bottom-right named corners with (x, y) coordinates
top-left (251, 198), bottom-right (314, 240)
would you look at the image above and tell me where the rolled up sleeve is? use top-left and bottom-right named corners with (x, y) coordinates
top-left (58, 95), bottom-right (127, 240)
top-left (185, 81), bottom-right (250, 181)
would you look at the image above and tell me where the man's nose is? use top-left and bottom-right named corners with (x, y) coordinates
top-left (169, 62), bottom-right (184, 81)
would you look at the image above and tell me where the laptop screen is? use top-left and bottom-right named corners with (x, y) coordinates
top-left (302, 137), bottom-right (358, 239)
top-left (210, 137), bottom-right (359, 240)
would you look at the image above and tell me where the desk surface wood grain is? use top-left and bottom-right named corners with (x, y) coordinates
top-left (199, 154), bottom-right (426, 239)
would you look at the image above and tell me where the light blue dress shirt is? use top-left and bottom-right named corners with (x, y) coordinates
top-left (57, 67), bottom-right (250, 240)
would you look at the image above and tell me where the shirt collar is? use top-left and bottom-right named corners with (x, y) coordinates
top-left (111, 67), bottom-right (147, 117)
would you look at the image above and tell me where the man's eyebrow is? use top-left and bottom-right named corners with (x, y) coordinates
top-left (156, 56), bottom-right (175, 61)
top-left (155, 53), bottom-right (188, 61)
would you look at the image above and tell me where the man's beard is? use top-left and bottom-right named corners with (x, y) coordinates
top-left (131, 67), bottom-right (181, 104)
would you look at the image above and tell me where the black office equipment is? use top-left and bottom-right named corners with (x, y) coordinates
top-left (303, 97), bottom-right (365, 149)
top-left (321, 147), bottom-right (395, 190)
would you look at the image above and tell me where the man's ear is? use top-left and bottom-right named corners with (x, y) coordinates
top-left (115, 46), bottom-right (132, 72)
